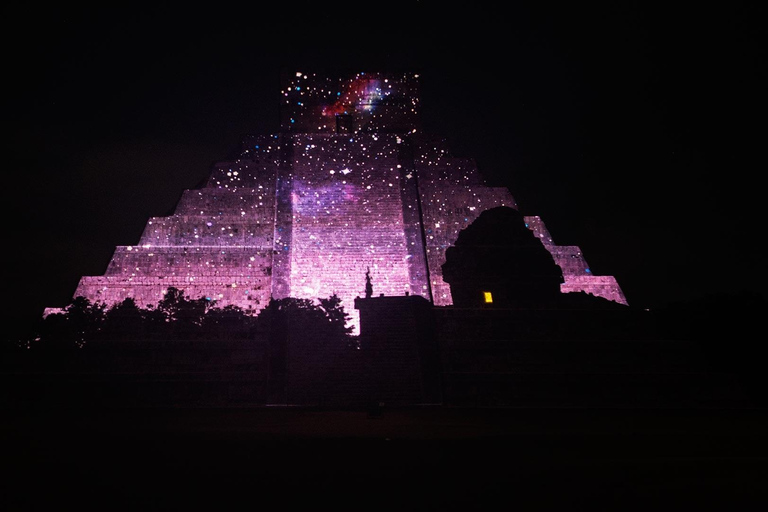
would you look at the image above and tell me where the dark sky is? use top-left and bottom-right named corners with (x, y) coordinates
top-left (6, 3), bottom-right (765, 338)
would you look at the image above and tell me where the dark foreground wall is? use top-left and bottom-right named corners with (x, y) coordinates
top-left (356, 296), bottom-right (751, 408)
top-left (3, 296), bottom-right (755, 409)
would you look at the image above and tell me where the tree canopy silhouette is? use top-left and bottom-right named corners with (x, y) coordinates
top-left (442, 206), bottom-right (564, 307)
top-left (25, 287), bottom-right (355, 350)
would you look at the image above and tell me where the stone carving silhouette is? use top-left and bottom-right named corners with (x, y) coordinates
top-left (365, 267), bottom-right (374, 299)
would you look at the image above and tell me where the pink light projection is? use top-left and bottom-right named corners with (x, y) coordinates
top-left (57, 72), bottom-right (628, 332)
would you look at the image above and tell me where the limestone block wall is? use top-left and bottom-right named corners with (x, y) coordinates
top-left (64, 73), bottom-right (629, 331)
top-left (524, 215), bottom-right (628, 304)
top-left (413, 138), bottom-right (518, 305)
top-left (75, 274), bottom-right (271, 312)
top-left (74, 139), bottom-right (281, 314)
top-left (408, 137), bottom-right (628, 307)
top-left (560, 275), bottom-right (627, 304)
top-left (102, 246), bottom-right (272, 278)
top-left (71, 131), bottom-right (629, 326)
top-left (282, 134), bottom-right (415, 332)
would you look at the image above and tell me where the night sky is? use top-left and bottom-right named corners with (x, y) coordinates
top-left (6, 3), bottom-right (765, 339)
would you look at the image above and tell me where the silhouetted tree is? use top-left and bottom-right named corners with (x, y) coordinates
top-left (319, 293), bottom-right (355, 343)
top-left (101, 297), bottom-right (146, 341)
top-left (37, 310), bottom-right (71, 349)
top-left (200, 304), bottom-right (256, 341)
top-left (140, 303), bottom-right (167, 340)
top-left (36, 296), bottom-right (106, 349)
top-left (156, 287), bottom-right (212, 339)
top-left (442, 207), bottom-right (563, 308)
top-left (256, 295), bottom-right (354, 347)
top-left (66, 296), bottom-right (106, 346)
top-left (254, 295), bottom-right (357, 404)
top-left (31, 288), bottom-right (354, 351)
top-left (258, 297), bottom-right (323, 336)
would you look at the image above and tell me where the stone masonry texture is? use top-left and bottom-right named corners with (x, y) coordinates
top-left (68, 71), bottom-right (627, 332)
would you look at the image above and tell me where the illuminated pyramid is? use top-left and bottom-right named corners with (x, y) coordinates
top-left (65, 71), bottom-right (626, 331)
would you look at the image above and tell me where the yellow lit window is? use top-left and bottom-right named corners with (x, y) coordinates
top-left (483, 291), bottom-right (493, 303)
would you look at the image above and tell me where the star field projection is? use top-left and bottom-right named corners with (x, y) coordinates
top-left (7, 3), bottom-right (764, 346)
top-left (67, 72), bottom-right (626, 333)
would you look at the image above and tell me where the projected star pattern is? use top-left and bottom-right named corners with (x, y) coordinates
top-left (68, 72), bottom-right (626, 333)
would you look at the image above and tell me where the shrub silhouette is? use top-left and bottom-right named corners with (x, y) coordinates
top-left (29, 287), bottom-right (354, 349)
top-left (442, 206), bottom-right (564, 307)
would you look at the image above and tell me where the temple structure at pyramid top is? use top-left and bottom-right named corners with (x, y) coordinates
top-left (62, 71), bottom-right (627, 332)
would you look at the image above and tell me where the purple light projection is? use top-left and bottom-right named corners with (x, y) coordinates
top-left (56, 72), bottom-right (627, 332)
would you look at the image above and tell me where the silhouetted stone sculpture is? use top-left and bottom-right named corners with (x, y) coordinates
top-left (365, 267), bottom-right (373, 299)
top-left (442, 207), bottom-right (564, 308)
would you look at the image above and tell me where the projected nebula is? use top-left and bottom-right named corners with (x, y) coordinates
top-left (281, 72), bottom-right (420, 134)
top-left (322, 76), bottom-right (384, 117)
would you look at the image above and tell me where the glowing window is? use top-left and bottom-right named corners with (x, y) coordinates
top-left (483, 291), bottom-right (493, 304)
